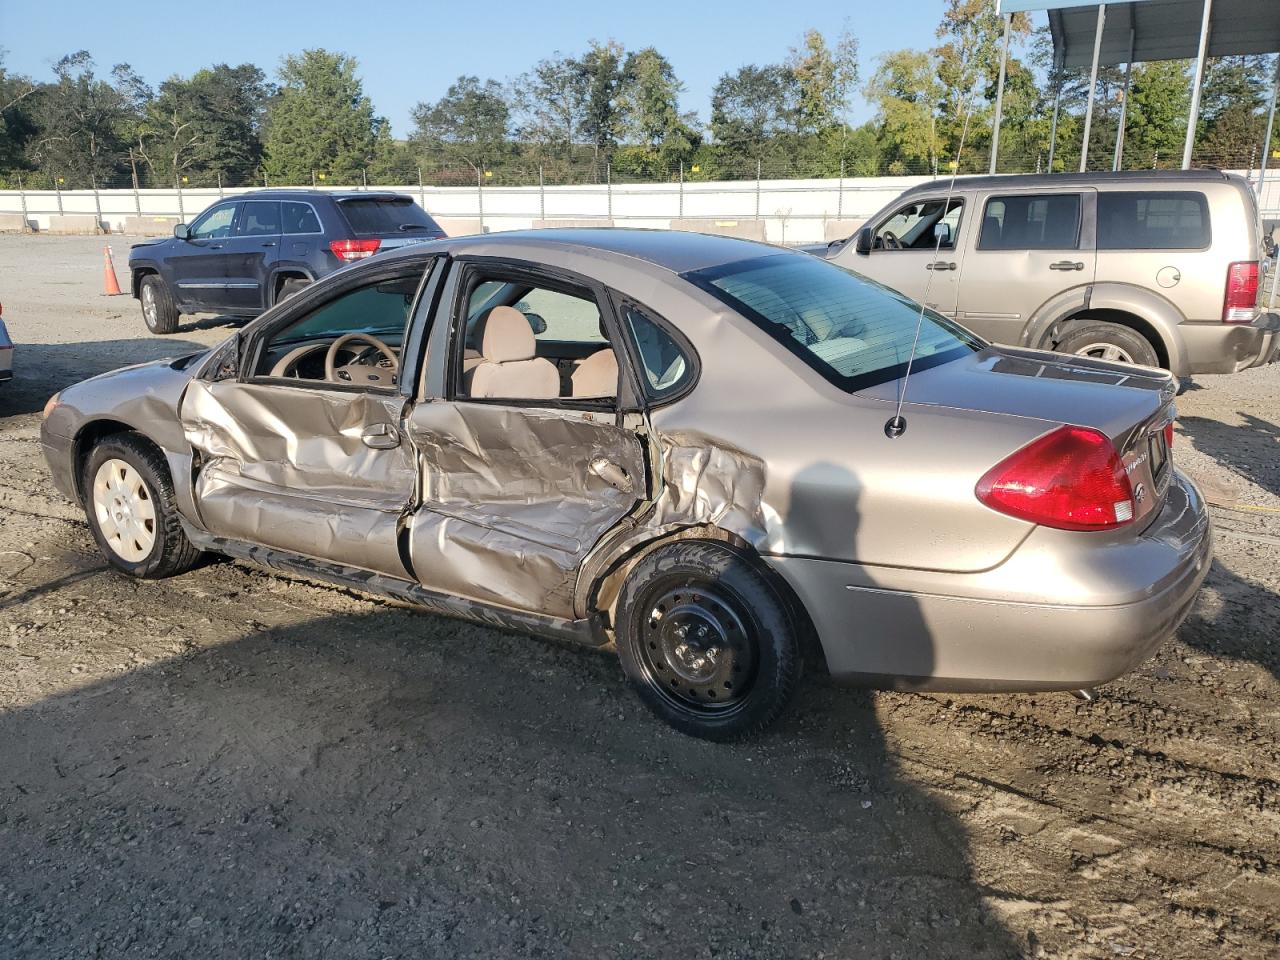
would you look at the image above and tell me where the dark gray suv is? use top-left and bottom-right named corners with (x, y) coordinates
top-left (128, 190), bottom-right (446, 334)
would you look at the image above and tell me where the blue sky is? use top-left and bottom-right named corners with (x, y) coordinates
top-left (1, 0), bottom-right (1029, 135)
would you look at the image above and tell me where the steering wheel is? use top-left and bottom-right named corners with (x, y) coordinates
top-left (324, 333), bottom-right (399, 385)
top-left (880, 230), bottom-right (903, 250)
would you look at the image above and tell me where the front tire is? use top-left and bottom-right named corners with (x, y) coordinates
top-left (1058, 320), bottom-right (1160, 368)
top-left (82, 434), bottom-right (203, 579)
top-left (615, 541), bottom-right (802, 741)
top-left (140, 274), bottom-right (180, 335)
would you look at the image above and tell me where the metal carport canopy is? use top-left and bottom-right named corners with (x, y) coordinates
top-left (1040, 0), bottom-right (1280, 67)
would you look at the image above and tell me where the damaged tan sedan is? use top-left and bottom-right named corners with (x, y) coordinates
top-left (42, 230), bottom-right (1211, 739)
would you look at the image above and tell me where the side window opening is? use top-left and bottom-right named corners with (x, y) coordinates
top-left (457, 274), bottom-right (617, 403)
top-left (236, 201), bottom-right (281, 238)
top-left (874, 198), bottom-right (963, 251)
top-left (282, 201), bottom-right (321, 235)
top-left (979, 194), bottom-right (1081, 250)
top-left (253, 273), bottom-right (421, 387)
top-left (1097, 191), bottom-right (1210, 250)
top-left (622, 303), bottom-right (693, 401)
top-left (190, 204), bottom-right (237, 240)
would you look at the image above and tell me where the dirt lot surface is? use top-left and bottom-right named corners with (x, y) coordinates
top-left (1, 236), bottom-right (1278, 959)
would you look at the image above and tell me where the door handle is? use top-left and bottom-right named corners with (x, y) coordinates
top-left (209, 243), bottom-right (224, 249)
top-left (1049, 260), bottom-right (1085, 271)
top-left (925, 261), bottom-right (956, 271)
top-left (361, 423), bottom-right (400, 449)
top-left (261, 241), bottom-right (277, 247)
top-left (589, 457), bottom-right (633, 493)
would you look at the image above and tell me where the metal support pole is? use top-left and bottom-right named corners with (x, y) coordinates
top-left (130, 151), bottom-right (142, 215)
top-left (606, 163), bottom-right (612, 220)
top-left (837, 158), bottom-right (845, 217)
top-left (92, 176), bottom-right (103, 234)
top-left (361, 168), bottom-right (368, 190)
top-left (177, 178), bottom-right (185, 221)
top-left (539, 165), bottom-right (545, 219)
top-left (678, 161), bottom-right (684, 217)
top-left (1183, 0), bottom-right (1214, 170)
top-left (1047, 67), bottom-right (1062, 173)
top-left (54, 177), bottom-right (63, 215)
top-left (476, 168), bottom-right (484, 231)
top-left (418, 166), bottom-right (425, 208)
top-left (218, 171), bottom-right (224, 198)
top-left (1114, 29), bottom-right (1136, 171)
top-left (1257, 55), bottom-right (1279, 206)
top-left (17, 174), bottom-right (30, 233)
top-left (312, 170), bottom-right (317, 187)
top-left (990, 13), bottom-right (1012, 175)
top-left (1080, 3), bottom-right (1106, 173)
top-left (755, 158), bottom-right (762, 220)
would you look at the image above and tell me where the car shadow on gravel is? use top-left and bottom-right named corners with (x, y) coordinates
top-left (1178, 557), bottom-right (1280, 679)
top-left (0, 338), bottom-right (207, 417)
top-left (1178, 413), bottom-right (1280, 498)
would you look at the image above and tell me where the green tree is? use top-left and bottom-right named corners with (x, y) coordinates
top-left (787, 27), bottom-right (859, 133)
top-left (0, 52), bottom-right (38, 180)
top-left (578, 40), bottom-right (626, 162)
top-left (411, 75), bottom-right (511, 174)
top-left (514, 54), bottom-right (587, 159)
top-left (28, 51), bottom-right (138, 186)
top-left (866, 49), bottom-right (940, 170)
top-left (615, 47), bottom-right (698, 176)
top-left (263, 49), bottom-right (381, 184)
top-left (1126, 60), bottom-right (1190, 167)
top-left (709, 65), bottom-right (798, 155)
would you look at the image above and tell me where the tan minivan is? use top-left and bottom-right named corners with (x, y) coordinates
top-left (826, 170), bottom-right (1279, 378)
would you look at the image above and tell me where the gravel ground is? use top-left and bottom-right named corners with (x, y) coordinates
top-left (1, 235), bottom-right (1278, 960)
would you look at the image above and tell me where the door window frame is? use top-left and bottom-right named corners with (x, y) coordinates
top-left (235, 256), bottom-right (437, 396)
top-left (281, 199), bottom-right (326, 236)
top-left (871, 196), bottom-right (965, 252)
top-left (975, 192), bottom-right (1085, 252)
top-left (433, 256), bottom-right (645, 413)
top-left (188, 201), bottom-right (241, 240)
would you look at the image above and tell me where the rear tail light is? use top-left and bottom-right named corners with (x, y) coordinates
top-left (1222, 261), bottom-right (1258, 323)
top-left (1164, 421), bottom-right (1175, 449)
top-left (976, 425), bottom-right (1135, 531)
top-left (329, 238), bottom-right (381, 262)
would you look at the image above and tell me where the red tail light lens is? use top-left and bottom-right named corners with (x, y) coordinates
top-left (329, 238), bottom-right (381, 262)
top-left (1222, 261), bottom-right (1258, 323)
top-left (976, 425), bottom-right (1135, 531)
top-left (1164, 421), bottom-right (1174, 449)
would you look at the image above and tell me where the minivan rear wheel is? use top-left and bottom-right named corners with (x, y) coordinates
top-left (1058, 320), bottom-right (1160, 368)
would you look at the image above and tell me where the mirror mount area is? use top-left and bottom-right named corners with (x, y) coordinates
top-left (854, 227), bottom-right (873, 256)
top-left (173, 223), bottom-right (190, 241)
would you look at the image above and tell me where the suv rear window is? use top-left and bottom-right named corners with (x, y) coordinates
top-left (688, 254), bottom-right (982, 392)
top-left (338, 198), bottom-right (441, 236)
top-left (1098, 191), bottom-right (1210, 250)
top-left (979, 194), bottom-right (1080, 250)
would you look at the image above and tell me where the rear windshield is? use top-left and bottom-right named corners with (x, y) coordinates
top-left (687, 254), bottom-right (982, 392)
top-left (338, 198), bottom-right (441, 236)
top-left (1097, 191), bottom-right (1210, 250)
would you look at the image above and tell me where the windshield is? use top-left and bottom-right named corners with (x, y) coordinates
top-left (338, 198), bottom-right (442, 236)
top-left (687, 254), bottom-right (982, 391)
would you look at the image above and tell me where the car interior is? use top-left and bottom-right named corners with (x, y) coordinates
top-left (459, 278), bottom-right (619, 401)
top-left (255, 275), bottom-right (419, 387)
top-left (873, 198), bottom-right (963, 250)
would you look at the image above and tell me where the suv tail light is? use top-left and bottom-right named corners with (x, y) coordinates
top-left (1164, 420), bottom-right (1175, 449)
top-left (976, 425), bottom-right (1135, 531)
top-left (1222, 261), bottom-right (1258, 323)
top-left (329, 238), bottom-right (381, 262)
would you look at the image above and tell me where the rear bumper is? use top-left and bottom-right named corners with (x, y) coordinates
top-left (768, 469), bottom-right (1211, 692)
top-left (1179, 313), bottom-right (1280, 374)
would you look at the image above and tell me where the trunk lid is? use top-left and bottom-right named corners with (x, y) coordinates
top-left (860, 345), bottom-right (1178, 526)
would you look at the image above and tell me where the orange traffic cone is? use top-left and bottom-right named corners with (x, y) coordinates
top-left (102, 245), bottom-right (123, 296)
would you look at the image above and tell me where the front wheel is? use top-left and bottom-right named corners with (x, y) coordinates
top-left (82, 434), bottom-right (204, 578)
top-left (1057, 320), bottom-right (1160, 368)
top-left (615, 541), bottom-right (802, 741)
top-left (140, 274), bottom-right (180, 335)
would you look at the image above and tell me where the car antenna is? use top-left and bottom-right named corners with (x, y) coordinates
top-left (885, 107), bottom-right (973, 439)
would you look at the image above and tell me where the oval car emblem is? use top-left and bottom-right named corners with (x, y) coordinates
top-left (1133, 482), bottom-right (1147, 505)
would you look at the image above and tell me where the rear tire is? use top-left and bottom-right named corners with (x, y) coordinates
top-left (276, 277), bottom-right (311, 303)
top-left (82, 433), bottom-right (204, 579)
top-left (1058, 320), bottom-right (1160, 368)
top-left (140, 274), bottom-right (179, 335)
top-left (615, 541), bottom-right (801, 741)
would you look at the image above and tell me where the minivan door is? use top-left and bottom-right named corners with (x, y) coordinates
top-left (837, 195), bottom-right (968, 317)
top-left (956, 189), bottom-right (1096, 346)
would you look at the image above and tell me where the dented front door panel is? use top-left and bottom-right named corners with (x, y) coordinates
top-left (405, 401), bottom-right (645, 618)
top-left (181, 379), bottom-right (416, 575)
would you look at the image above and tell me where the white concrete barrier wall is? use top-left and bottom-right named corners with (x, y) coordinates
top-left (1, 172), bottom-right (1275, 245)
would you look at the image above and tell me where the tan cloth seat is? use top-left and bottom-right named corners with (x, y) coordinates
top-left (571, 348), bottom-right (618, 398)
top-left (467, 306), bottom-right (559, 399)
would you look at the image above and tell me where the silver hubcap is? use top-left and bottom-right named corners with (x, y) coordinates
top-left (1075, 342), bottom-right (1135, 364)
top-left (92, 459), bottom-right (157, 562)
top-left (142, 285), bottom-right (157, 323)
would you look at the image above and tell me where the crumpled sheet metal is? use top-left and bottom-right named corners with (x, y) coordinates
top-left (182, 380), bottom-right (414, 574)
top-left (407, 401), bottom-right (644, 618)
top-left (646, 431), bottom-right (772, 548)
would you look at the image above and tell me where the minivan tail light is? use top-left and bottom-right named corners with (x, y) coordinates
top-left (1222, 261), bottom-right (1258, 323)
top-left (329, 238), bottom-right (381, 262)
top-left (976, 425), bottom-right (1135, 531)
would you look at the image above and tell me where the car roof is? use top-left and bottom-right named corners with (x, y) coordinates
top-left (900, 169), bottom-right (1234, 196)
top-left (224, 189), bottom-right (416, 202)
top-left (385, 228), bottom-right (789, 275)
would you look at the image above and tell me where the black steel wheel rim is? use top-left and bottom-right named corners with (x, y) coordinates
top-left (635, 580), bottom-right (759, 716)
